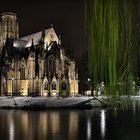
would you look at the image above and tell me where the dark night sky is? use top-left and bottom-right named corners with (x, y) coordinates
top-left (0, 0), bottom-right (87, 60)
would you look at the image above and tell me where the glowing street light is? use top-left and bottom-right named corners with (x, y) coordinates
top-left (87, 78), bottom-right (91, 82)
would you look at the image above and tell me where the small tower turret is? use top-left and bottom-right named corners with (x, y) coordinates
top-left (28, 39), bottom-right (35, 79)
top-left (0, 12), bottom-right (19, 51)
top-left (1, 12), bottom-right (19, 38)
top-left (41, 30), bottom-right (45, 43)
top-left (58, 34), bottom-right (61, 46)
top-left (30, 38), bottom-right (35, 53)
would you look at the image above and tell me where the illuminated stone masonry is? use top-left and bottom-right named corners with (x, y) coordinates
top-left (0, 12), bottom-right (78, 97)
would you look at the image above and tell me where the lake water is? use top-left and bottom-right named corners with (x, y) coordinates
top-left (0, 105), bottom-right (140, 140)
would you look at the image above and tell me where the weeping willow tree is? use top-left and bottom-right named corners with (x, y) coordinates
top-left (85, 0), bottom-right (140, 96)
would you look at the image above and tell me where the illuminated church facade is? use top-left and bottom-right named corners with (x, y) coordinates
top-left (0, 12), bottom-right (79, 96)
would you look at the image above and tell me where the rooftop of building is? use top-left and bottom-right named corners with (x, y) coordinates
top-left (1, 12), bottom-right (17, 17)
top-left (13, 27), bottom-right (57, 48)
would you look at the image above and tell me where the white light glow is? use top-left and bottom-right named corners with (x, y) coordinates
top-left (101, 109), bottom-right (106, 138)
top-left (9, 116), bottom-right (15, 140)
top-left (13, 42), bottom-right (18, 47)
top-left (44, 43), bottom-right (47, 50)
top-left (87, 78), bottom-right (91, 82)
top-left (47, 45), bottom-right (51, 51)
top-left (87, 118), bottom-right (91, 140)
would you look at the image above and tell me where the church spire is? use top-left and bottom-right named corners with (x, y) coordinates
top-left (51, 24), bottom-right (53, 28)
top-left (41, 30), bottom-right (45, 43)
top-left (58, 34), bottom-right (61, 46)
top-left (30, 38), bottom-right (35, 52)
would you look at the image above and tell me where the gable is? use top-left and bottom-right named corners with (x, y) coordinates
top-left (44, 28), bottom-right (58, 45)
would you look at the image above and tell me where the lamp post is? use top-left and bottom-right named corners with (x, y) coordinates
top-left (3, 77), bottom-right (6, 96)
top-left (85, 78), bottom-right (94, 96)
top-left (11, 77), bottom-right (14, 97)
top-left (74, 78), bottom-right (75, 97)
top-left (86, 78), bottom-right (91, 95)
top-left (11, 77), bottom-right (17, 106)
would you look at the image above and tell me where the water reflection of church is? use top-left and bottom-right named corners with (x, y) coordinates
top-left (0, 12), bottom-right (78, 96)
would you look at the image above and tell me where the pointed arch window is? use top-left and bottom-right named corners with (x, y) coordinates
top-left (44, 82), bottom-right (48, 90)
top-left (21, 68), bottom-right (25, 79)
top-left (35, 81), bottom-right (39, 93)
top-left (52, 82), bottom-right (56, 90)
top-left (62, 82), bottom-right (66, 90)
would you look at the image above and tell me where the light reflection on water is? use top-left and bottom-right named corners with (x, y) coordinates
top-left (69, 112), bottom-right (79, 140)
top-left (0, 110), bottom-right (81, 140)
top-left (9, 114), bottom-right (14, 140)
top-left (1, 101), bottom-right (140, 140)
top-left (100, 110), bottom-right (106, 139)
top-left (87, 118), bottom-right (91, 140)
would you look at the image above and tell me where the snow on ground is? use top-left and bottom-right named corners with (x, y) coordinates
top-left (1, 95), bottom-right (139, 109)
top-left (0, 96), bottom-right (94, 108)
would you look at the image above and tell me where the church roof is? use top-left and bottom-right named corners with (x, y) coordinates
top-left (3, 27), bottom-right (60, 60)
top-left (13, 39), bottom-right (28, 48)
top-left (12, 28), bottom-right (51, 48)
top-left (12, 27), bottom-right (59, 49)
top-left (20, 28), bottom-right (50, 47)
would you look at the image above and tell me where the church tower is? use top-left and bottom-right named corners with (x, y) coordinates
top-left (0, 12), bottom-right (19, 52)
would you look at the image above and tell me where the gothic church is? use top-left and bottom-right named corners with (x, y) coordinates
top-left (0, 12), bottom-right (78, 97)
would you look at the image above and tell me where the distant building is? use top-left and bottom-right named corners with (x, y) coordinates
top-left (0, 12), bottom-right (78, 96)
